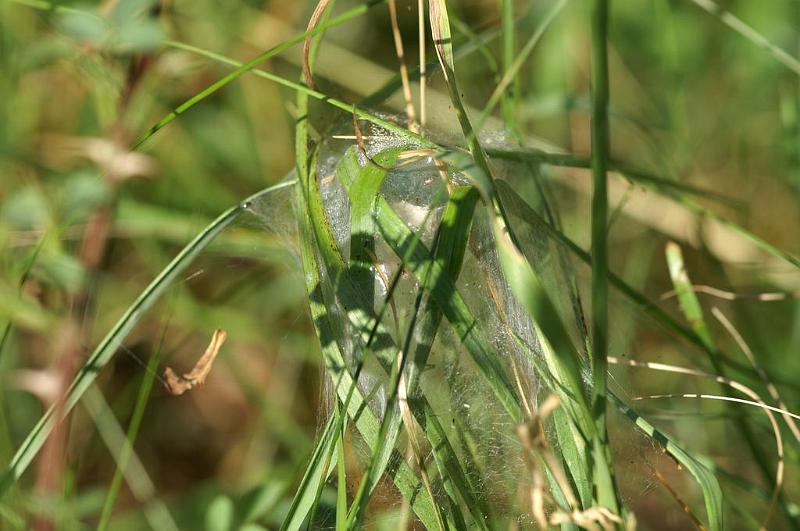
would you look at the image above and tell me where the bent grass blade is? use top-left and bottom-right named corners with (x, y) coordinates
top-left (0, 180), bottom-right (295, 498)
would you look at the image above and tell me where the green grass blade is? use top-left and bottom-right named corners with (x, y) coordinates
top-left (0, 180), bottom-right (295, 498)
top-left (664, 243), bottom-right (787, 518)
top-left (373, 188), bottom-right (522, 422)
top-left (588, 0), bottom-right (619, 513)
top-left (307, 148), bottom-right (408, 512)
top-left (96, 333), bottom-right (164, 531)
top-left (690, 0), bottom-right (800, 76)
top-left (476, 0), bottom-right (568, 134)
top-left (293, 55), bottom-right (443, 528)
top-left (550, 405), bottom-right (592, 509)
top-left (414, 403), bottom-right (492, 530)
top-left (133, 0), bottom-right (387, 149)
top-left (664, 242), bottom-right (716, 349)
top-left (279, 414), bottom-right (338, 531)
top-left (83, 386), bottom-right (179, 531)
top-left (294, 173), bottom-right (442, 530)
top-left (336, 147), bottom-right (488, 529)
top-left (487, 146), bottom-right (738, 204)
top-left (335, 409), bottom-right (347, 531)
top-left (500, 0), bottom-right (517, 129)
top-left (334, 147), bottom-right (471, 529)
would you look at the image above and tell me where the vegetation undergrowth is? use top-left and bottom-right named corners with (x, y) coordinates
top-left (1, 0), bottom-right (799, 529)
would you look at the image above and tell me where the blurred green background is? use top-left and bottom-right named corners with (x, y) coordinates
top-left (0, 0), bottom-right (799, 529)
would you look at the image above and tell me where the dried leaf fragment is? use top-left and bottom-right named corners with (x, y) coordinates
top-left (164, 329), bottom-right (227, 396)
top-left (428, 0), bottom-right (455, 81)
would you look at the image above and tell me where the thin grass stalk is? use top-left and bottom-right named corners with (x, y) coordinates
top-left (0, 238), bottom-right (45, 467)
top-left (690, 0), bottom-right (800, 76)
top-left (418, 0), bottom-right (427, 130)
top-left (711, 308), bottom-right (800, 444)
top-left (133, 0), bottom-right (387, 149)
top-left (589, 0), bottom-right (619, 514)
top-left (665, 243), bottom-right (797, 528)
top-left (96, 337), bottom-right (163, 531)
top-left (495, 180), bottom-right (800, 392)
top-left (475, 0), bottom-right (568, 135)
top-left (83, 386), bottom-right (179, 531)
top-left (500, 0), bottom-right (517, 128)
top-left (388, 0), bottom-right (418, 131)
top-left (334, 404), bottom-right (347, 531)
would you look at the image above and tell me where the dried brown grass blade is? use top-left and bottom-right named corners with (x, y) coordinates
top-left (388, 0), bottom-right (418, 132)
top-left (303, 0), bottom-right (332, 89)
top-left (711, 307), bottom-right (800, 444)
top-left (428, 0), bottom-right (454, 81)
top-left (654, 468), bottom-right (708, 531)
top-left (164, 329), bottom-right (227, 396)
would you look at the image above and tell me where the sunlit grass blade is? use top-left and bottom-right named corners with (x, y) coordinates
top-left (336, 146), bottom-right (490, 528)
top-left (328, 145), bottom-right (478, 528)
top-left (373, 189), bottom-right (522, 421)
top-left (278, 414), bottom-right (337, 531)
top-left (294, 164), bottom-right (443, 530)
top-left (664, 243), bottom-right (716, 349)
top-left (335, 408), bottom-right (347, 531)
top-left (302, 149), bottom-right (408, 513)
top-left (293, 59), bottom-right (443, 528)
top-left (0, 180), bottom-right (295, 498)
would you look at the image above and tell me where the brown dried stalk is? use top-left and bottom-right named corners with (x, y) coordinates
top-left (303, 0), bottom-right (332, 89)
top-left (164, 329), bottom-right (227, 396)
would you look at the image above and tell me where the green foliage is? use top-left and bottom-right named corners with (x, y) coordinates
top-left (1, 0), bottom-right (799, 529)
